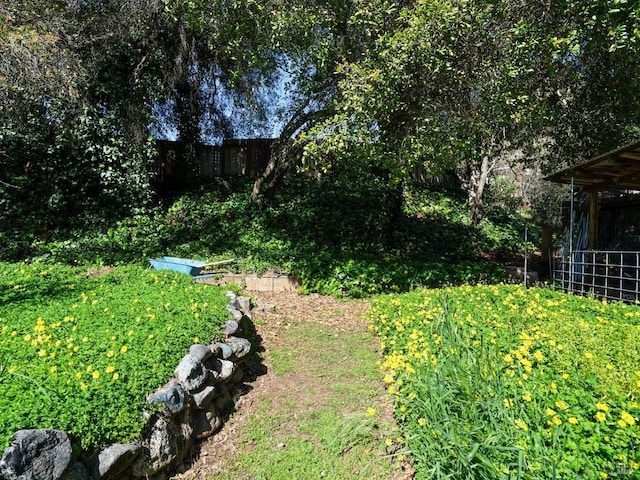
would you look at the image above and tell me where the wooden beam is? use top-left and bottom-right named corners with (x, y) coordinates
top-left (588, 189), bottom-right (598, 250)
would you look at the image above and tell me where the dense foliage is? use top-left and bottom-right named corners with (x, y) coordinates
top-left (0, 178), bottom-right (530, 297)
top-left (369, 285), bottom-right (640, 478)
top-left (0, 262), bottom-right (230, 452)
top-left (2, 0), bottom-right (640, 231)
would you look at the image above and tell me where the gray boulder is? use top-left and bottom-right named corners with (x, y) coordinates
top-left (191, 385), bottom-right (217, 409)
top-left (60, 462), bottom-right (88, 480)
top-left (219, 320), bottom-right (239, 337)
top-left (147, 380), bottom-right (187, 415)
top-left (174, 355), bottom-right (209, 392)
top-left (131, 417), bottom-right (180, 478)
top-left (89, 444), bottom-right (141, 480)
top-left (210, 358), bottom-right (235, 381)
top-left (188, 344), bottom-right (212, 363)
top-left (226, 336), bottom-right (251, 360)
top-left (191, 406), bottom-right (223, 440)
top-left (0, 429), bottom-right (72, 480)
top-left (226, 306), bottom-right (243, 322)
top-left (236, 296), bottom-right (252, 312)
top-left (214, 342), bottom-right (233, 360)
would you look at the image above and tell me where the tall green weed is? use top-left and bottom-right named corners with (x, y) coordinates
top-left (370, 285), bottom-right (640, 478)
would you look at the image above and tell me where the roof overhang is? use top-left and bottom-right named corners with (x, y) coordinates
top-left (545, 140), bottom-right (640, 189)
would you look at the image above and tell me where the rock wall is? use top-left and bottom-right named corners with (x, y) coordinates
top-left (0, 292), bottom-right (260, 480)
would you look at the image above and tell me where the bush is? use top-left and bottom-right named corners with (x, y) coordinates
top-left (1, 176), bottom-right (531, 297)
top-left (0, 262), bottom-right (230, 453)
top-left (369, 285), bottom-right (640, 478)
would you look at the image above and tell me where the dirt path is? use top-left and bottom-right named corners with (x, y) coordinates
top-left (170, 291), bottom-right (412, 479)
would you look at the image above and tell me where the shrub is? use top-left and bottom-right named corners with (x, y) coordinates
top-left (369, 285), bottom-right (640, 478)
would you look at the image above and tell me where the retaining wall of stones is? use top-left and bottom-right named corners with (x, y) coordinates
top-left (0, 292), bottom-right (260, 480)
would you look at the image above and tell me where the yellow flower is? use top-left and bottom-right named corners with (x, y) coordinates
top-left (503, 398), bottom-right (513, 408)
top-left (49, 366), bottom-right (57, 374)
top-left (585, 352), bottom-right (594, 359)
top-left (38, 349), bottom-right (47, 357)
top-left (618, 419), bottom-right (628, 428)
top-left (549, 416), bottom-right (562, 426)
top-left (366, 407), bottom-right (376, 417)
top-left (112, 372), bottom-right (119, 381)
top-left (600, 472), bottom-right (608, 479)
top-left (120, 345), bottom-right (128, 353)
top-left (596, 411), bottom-right (607, 422)
top-left (418, 418), bottom-right (427, 427)
top-left (522, 392), bottom-right (532, 402)
top-left (385, 438), bottom-right (393, 446)
top-left (620, 411), bottom-right (636, 426)
top-left (514, 418), bottom-right (529, 431)
top-left (568, 417), bottom-right (579, 425)
top-left (92, 370), bottom-right (100, 379)
top-left (546, 408), bottom-right (557, 417)
top-left (532, 350), bottom-right (545, 362)
top-left (105, 366), bottom-right (115, 374)
top-left (596, 402), bottom-right (609, 411)
top-left (555, 400), bottom-right (569, 411)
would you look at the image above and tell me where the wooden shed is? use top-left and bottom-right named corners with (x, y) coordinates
top-left (546, 140), bottom-right (640, 301)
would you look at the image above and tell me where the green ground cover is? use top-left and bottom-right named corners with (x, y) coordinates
top-left (0, 178), bottom-right (521, 297)
top-left (0, 262), bottom-right (230, 453)
top-left (369, 285), bottom-right (640, 479)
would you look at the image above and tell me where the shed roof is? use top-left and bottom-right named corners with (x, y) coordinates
top-left (545, 140), bottom-right (640, 189)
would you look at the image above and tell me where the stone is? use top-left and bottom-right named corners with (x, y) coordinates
top-left (174, 355), bottom-right (209, 392)
top-left (147, 380), bottom-right (187, 415)
top-left (188, 344), bottom-right (212, 363)
top-left (210, 358), bottom-right (235, 381)
top-left (90, 443), bottom-right (141, 480)
top-left (213, 384), bottom-right (233, 415)
top-left (191, 407), bottom-right (223, 440)
top-left (225, 292), bottom-right (241, 311)
top-left (254, 301), bottom-right (276, 313)
top-left (0, 429), bottom-right (72, 480)
top-left (191, 385), bottom-right (217, 409)
top-left (60, 462), bottom-right (88, 480)
top-left (61, 463), bottom-right (89, 480)
top-left (226, 306), bottom-right (243, 322)
top-left (131, 417), bottom-right (180, 478)
top-left (215, 342), bottom-right (233, 360)
top-left (220, 320), bottom-right (239, 337)
top-left (226, 336), bottom-right (251, 360)
top-left (208, 342), bottom-right (221, 358)
top-left (226, 365), bottom-right (244, 385)
top-left (236, 296), bottom-right (252, 312)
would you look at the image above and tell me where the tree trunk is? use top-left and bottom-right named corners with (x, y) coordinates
top-left (468, 154), bottom-right (492, 227)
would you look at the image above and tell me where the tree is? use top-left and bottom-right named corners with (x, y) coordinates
top-left (300, 0), bottom-right (640, 225)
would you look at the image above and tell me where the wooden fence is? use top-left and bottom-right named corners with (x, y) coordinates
top-left (155, 138), bottom-right (274, 188)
